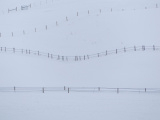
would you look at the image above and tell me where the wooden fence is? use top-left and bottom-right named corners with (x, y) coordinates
top-left (0, 45), bottom-right (159, 62)
top-left (0, 87), bottom-right (160, 94)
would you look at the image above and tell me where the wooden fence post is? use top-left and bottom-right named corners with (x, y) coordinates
top-left (21, 49), bottom-right (23, 54)
top-left (84, 55), bottom-right (85, 60)
top-left (0, 33), bottom-right (1, 37)
top-left (100, 9), bottom-right (101, 13)
top-left (12, 32), bottom-right (13, 37)
top-left (98, 53), bottom-right (100, 57)
top-left (145, 88), bottom-right (146, 92)
top-left (124, 47), bottom-right (126, 52)
top-left (134, 46), bottom-right (136, 51)
top-left (77, 12), bottom-right (78, 16)
top-left (35, 28), bottom-right (36, 32)
top-left (66, 16), bottom-right (68, 21)
top-left (88, 10), bottom-right (89, 14)
top-left (117, 88), bottom-right (119, 93)
top-left (116, 49), bottom-right (117, 54)
top-left (14, 86), bottom-right (16, 92)
top-left (1, 47), bottom-right (2, 51)
top-left (64, 86), bottom-right (66, 90)
top-left (98, 87), bottom-right (100, 91)
top-left (42, 87), bottom-right (44, 93)
top-left (156, 4), bottom-right (158, 8)
top-left (142, 46), bottom-right (145, 51)
top-left (68, 88), bottom-right (69, 93)
top-left (48, 53), bottom-right (50, 58)
top-left (5, 47), bottom-right (6, 52)
top-left (153, 45), bottom-right (155, 50)
top-left (111, 8), bottom-right (112, 12)
top-left (13, 48), bottom-right (15, 53)
top-left (46, 25), bottom-right (47, 30)
top-left (56, 21), bottom-right (58, 26)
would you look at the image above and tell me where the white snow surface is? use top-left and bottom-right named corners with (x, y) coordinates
top-left (0, 0), bottom-right (160, 120)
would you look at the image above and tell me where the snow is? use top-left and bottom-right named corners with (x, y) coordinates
top-left (0, 0), bottom-right (160, 120)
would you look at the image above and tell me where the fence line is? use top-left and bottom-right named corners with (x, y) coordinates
top-left (0, 45), bottom-right (159, 62)
top-left (0, 3), bottom-right (159, 38)
top-left (0, 86), bottom-right (160, 93)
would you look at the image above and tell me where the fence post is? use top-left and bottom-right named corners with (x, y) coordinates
top-left (117, 88), bottom-right (119, 93)
top-left (87, 55), bottom-right (89, 59)
top-left (116, 49), bottom-right (117, 54)
top-left (134, 46), bottom-right (136, 51)
top-left (111, 8), bottom-right (112, 12)
top-left (106, 50), bottom-right (107, 55)
top-left (5, 47), bottom-right (6, 52)
top-left (62, 56), bottom-right (64, 61)
top-left (100, 9), bottom-right (101, 13)
top-left (56, 21), bottom-right (58, 26)
top-left (98, 53), bottom-right (99, 57)
top-left (38, 51), bottom-right (39, 55)
top-left (64, 86), bottom-right (66, 90)
top-left (23, 30), bottom-right (25, 35)
top-left (98, 87), bottom-right (100, 91)
top-left (153, 45), bottom-right (155, 50)
top-left (0, 33), bottom-right (1, 37)
top-left (42, 87), bottom-right (44, 93)
top-left (66, 16), bottom-right (68, 21)
top-left (124, 47), bottom-right (126, 52)
top-left (13, 48), bottom-right (15, 53)
top-left (48, 53), bottom-right (50, 58)
top-left (88, 10), bottom-right (89, 14)
top-left (21, 49), bottom-right (23, 54)
top-left (156, 4), bottom-right (158, 8)
top-left (46, 25), bottom-right (47, 30)
top-left (84, 55), bottom-right (85, 60)
top-left (1, 47), bottom-right (2, 51)
top-left (12, 32), bottom-right (13, 37)
top-left (68, 88), bottom-right (69, 93)
top-left (35, 28), bottom-right (36, 32)
top-left (14, 86), bottom-right (16, 92)
top-left (145, 88), bottom-right (146, 92)
top-left (142, 46), bottom-right (145, 51)
top-left (77, 12), bottom-right (78, 16)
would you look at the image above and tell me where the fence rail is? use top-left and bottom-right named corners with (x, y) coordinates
top-left (0, 87), bottom-right (160, 93)
top-left (0, 45), bottom-right (159, 62)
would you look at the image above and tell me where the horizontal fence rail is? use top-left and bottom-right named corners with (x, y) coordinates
top-left (0, 87), bottom-right (160, 94)
top-left (0, 45), bottom-right (160, 62)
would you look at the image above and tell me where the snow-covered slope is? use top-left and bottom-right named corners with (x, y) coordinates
top-left (0, 0), bottom-right (160, 120)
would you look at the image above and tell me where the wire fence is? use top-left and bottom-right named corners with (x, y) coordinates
top-left (0, 86), bottom-right (160, 93)
top-left (0, 45), bottom-right (159, 62)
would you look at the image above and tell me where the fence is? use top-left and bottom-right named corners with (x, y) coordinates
top-left (0, 87), bottom-right (160, 94)
top-left (0, 45), bottom-right (159, 62)
top-left (0, 3), bottom-right (159, 38)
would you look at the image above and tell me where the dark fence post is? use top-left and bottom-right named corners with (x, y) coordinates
top-left (134, 46), bottom-right (136, 51)
top-left (117, 88), bottom-right (119, 93)
top-left (116, 49), bottom-right (117, 54)
top-left (14, 86), bottom-right (16, 92)
top-left (0, 33), bottom-right (1, 37)
top-left (145, 88), bottom-right (146, 92)
top-left (13, 48), bottom-right (15, 53)
top-left (106, 50), bottom-right (107, 55)
top-left (124, 47), bottom-right (126, 52)
top-left (68, 88), bottom-right (69, 93)
top-left (98, 87), bottom-right (100, 91)
top-left (142, 46), bottom-right (145, 51)
top-left (84, 55), bottom-right (85, 60)
top-left (64, 86), bottom-right (66, 90)
top-left (153, 45), bottom-right (155, 50)
top-left (42, 87), bottom-right (44, 93)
